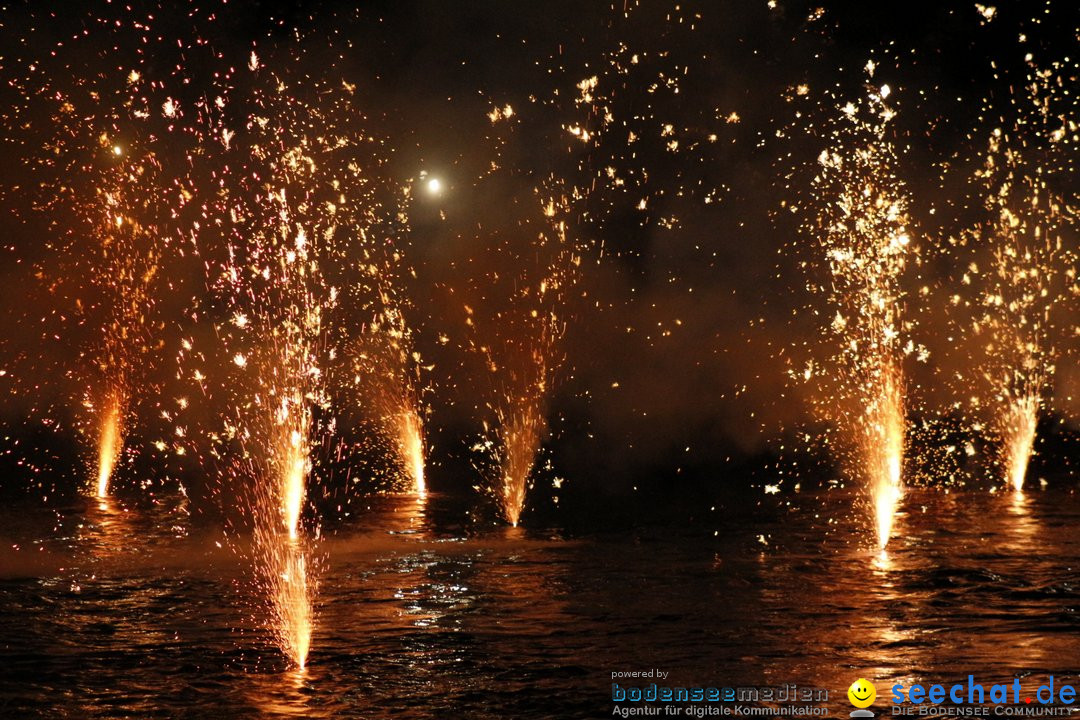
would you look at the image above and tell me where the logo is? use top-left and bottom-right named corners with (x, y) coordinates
top-left (849, 678), bottom-right (878, 718)
top-left (890, 676), bottom-right (1076, 715)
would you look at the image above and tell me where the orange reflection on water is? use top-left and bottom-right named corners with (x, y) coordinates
top-left (243, 663), bottom-right (328, 720)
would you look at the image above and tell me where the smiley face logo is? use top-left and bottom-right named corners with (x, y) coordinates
top-left (848, 678), bottom-right (877, 708)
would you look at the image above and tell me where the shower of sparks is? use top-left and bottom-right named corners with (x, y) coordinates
top-left (493, 375), bottom-right (547, 527)
top-left (345, 168), bottom-right (428, 496)
top-left (277, 400), bottom-right (312, 543)
top-left (171, 42), bottom-right (403, 668)
top-left (82, 176), bottom-right (162, 500)
top-left (1002, 396), bottom-right (1038, 493)
top-left (64, 103), bottom-right (166, 503)
top-left (467, 210), bottom-right (574, 526)
top-left (972, 135), bottom-right (1054, 494)
top-left (797, 77), bottom-right (916, 549)
top-left (258, 384), bottom-right (315, 668)
top-left (474, 332), bottom-right (556, 527)
top-left (351, 284), bottom-right (430, 497)
top-left (871, 369), bottom-right (905, 547)
top-left (258, 393), bottom-right (315, 667)
top-left (954, 55), bottom-right (1079, 493)
top-left (4, 2), bottom-right (1080, 668)
top-left (470, 13), bottom-right (744, 521)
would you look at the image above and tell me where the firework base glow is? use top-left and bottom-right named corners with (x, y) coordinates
top-left (497, 407), bottom-right (544, 527)
top-left (868, 368), bottom-right (905, 549)
top-left (94, 392), bottom-right (125, 501)
top-left (1002, 395), bottom-right (1039, 493)
top-left (398, 409), bottom-right (427, 497)
top-left (255, 396), bottom-right (316, 669)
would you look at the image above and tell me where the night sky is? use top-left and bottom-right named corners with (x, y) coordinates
top-left (0, 0), bottom-right (1077, 518)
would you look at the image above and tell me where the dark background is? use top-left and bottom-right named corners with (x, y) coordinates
top-left (0, 0), bottom-right (1076, 527)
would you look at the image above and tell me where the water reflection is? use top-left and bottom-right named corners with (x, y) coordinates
top-left (77, 497), bottom-right (139, 564)
top-left (1004, 488), bottom-right (1039, 553)
top-left (244, 665), bottom-right (331, 719)
top-left (3, 486), bottom-right (1080, 718)
top-left (745, 486), bottom-right (1080, 701)
top-left (73, 491), bottom-right (190, 563)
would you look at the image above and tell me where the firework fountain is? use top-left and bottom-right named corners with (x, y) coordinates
top-left (260, 372), bottom-right (316, 669)
top-left (219, 136), bottom-right (323, 670)
top-left (802, 77), bottom-right (914, 549)
top-left (482, 223), bottom-right (573, 526)
top-left (974, 149), bottom-right (1053, 494)
top-left (93, 387), bottom-right (125, 500)
top-left (83, 162), bottom-right (164, 501)
top-left (223, 199), bottom-right (325, 671)
top-left (961, 59), bottom-right (1077, 493)
top-left (486, 325), bottom-right (558, 528)
top-left (467, 207), bottom-right (574, 526)
top-left (352, 278), bottom-right (428, 497)
top-left (177, 46), bottom-right (405, 667)
top-left (12, 50), bottom-right (176, 502)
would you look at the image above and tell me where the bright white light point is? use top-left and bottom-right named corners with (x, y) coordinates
top-left (427, 178), bottom-right (442, 194)
top-left (112, 145), bottom-right (123, 156)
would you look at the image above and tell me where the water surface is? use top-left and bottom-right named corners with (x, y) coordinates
top-left (1, 486), bottom-right (1079, 718)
